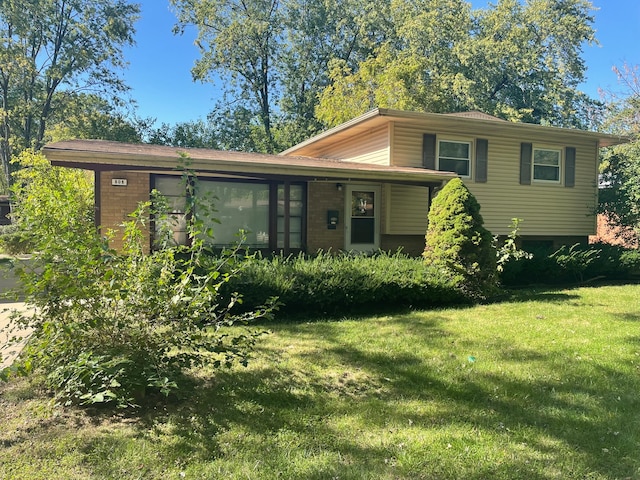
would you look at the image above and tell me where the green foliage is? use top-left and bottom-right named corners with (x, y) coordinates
top-left (598, 63), bottom-right (640, 235)
top-left (1, 149), bottom-right (94, 254)
top-left (0, 223), bottom-right (33, 255)
top-left (220, 250), bottom-right (470, 318)
top-left (317, 0), bottom-right (600, 128)
top-left (2, 164), bottom-right (273, 408)
top-left (423, 178), bottom-right (497, 299)
top-left (500, 242), bottom-right (640, 286)
top-left (0, 0), bottom-right (140, 187)
top-left (45, 93), bottom-right (146, 144)
top-left (495, 218), bottom-right (533, 273)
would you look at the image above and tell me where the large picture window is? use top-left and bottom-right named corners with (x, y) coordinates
top-left (533, 148), bottom-right (561, 182)
top-left (153, 176), bottom-right (305, 252)
top-left (438, 140), bottom-right (471, 177)
top-left (198, 181), bottom-right (270, 247)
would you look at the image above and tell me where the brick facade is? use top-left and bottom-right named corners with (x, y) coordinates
top-left (306, 182), bottom-right (344, 252)
top-left (98, 171), bottom-right (151, 251)
top-left (589, 213), bottom-right (638, 248)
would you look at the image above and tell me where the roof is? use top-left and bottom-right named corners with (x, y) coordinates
top-left (43, 139), bottom-right (456, 185)
top-left (281, 108), bottom-right (629, 157)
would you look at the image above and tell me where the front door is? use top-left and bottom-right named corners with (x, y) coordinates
top-left (345, 185), bottom-right (380, 252)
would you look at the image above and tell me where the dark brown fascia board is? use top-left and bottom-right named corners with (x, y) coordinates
top-left (43, 142), bottom-right (456, 185)
top-left (280, 108), bottom-right (629, 156)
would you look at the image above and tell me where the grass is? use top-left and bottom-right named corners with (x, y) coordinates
top-left (1, 284), bottom-right (640, 479)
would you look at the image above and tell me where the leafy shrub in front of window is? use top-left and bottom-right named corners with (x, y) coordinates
top-left (1, 162), bottom-right (274, 408)
top-left (423, 178), bottom-right (497, 299)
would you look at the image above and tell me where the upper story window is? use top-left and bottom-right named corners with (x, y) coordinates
top-left (438, 140), bottom-right (471, 177)
top-left (532, 148), bottom-right (561, 183)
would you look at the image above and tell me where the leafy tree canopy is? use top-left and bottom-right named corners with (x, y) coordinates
top-left (172, 0), bottom-right (601, 152)
top-left (598, 63), bottom-right (640, 239)
top-left (0, 0), bottom-right (140, 188)
top-left (318, 0), bottom-right (600, 128)
top-left (46, 93), bottom-right (147, 144)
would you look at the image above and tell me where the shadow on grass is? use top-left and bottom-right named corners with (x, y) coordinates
top-left (71, 311), bottom-right (638, 479)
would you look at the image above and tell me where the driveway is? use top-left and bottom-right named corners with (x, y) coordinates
top-left (0, 260), bottom-right (31, 369)
top-left (0, 302), bottom-right (31, 370)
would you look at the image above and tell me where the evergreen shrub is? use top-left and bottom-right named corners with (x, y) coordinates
top-left (422, 178), bottom-right (496, 298)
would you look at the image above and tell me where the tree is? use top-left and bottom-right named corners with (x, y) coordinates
top-left (0, 0), bottom-right (139, 188)
top-left (598, 63), bottom-right (640, 239)
top-left (2, 161), bottom-right (273, 407)
top-left (146, 118), bottom-right (220, 149)
top-left (423, 178), bottom-right (496, 298)
top-left (171, 0), bottom-right (283, 152)
top-left (46, 93), bottom-right (146, 144)
top-left (170, 0), bottom-right (392, 152)
top-left (317, 0), bottom-right (601, 128)
top-left (4, 149), bottom-right (94, 253)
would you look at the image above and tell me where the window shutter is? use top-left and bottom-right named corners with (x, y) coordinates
top-left (565, 147), bottom-right (576, 187)
top-left (520, 143), bottom-right (532, 185)
top-left (475, 138), bottom-right (488, 183)
top-left (423, 134), bottom-right (436, 170)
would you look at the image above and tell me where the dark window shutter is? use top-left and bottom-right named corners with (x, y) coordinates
top-left (423, 133), bottom-right (436, 170)
top-left (520, 143), bottom-right (532, 185)
top-left (565, 147), bottom-right (576, 187)
top-left (475, 138), bottom-right (488, 183)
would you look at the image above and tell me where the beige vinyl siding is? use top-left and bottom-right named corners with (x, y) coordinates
top-left (390, 123), bottom-right (598, 237)
top-left (392, 123), bottom-right (429, 167)
top-left (385, 184), bottom-right (429, 234)
top-left (311, 124), bottom-right (390, 165)
top-left (466, 139), bottom-right (597, 236)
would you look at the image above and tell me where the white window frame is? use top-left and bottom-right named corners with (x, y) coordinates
top-left (437, 139), bottom-right (472, 178)
top-left (532, 147), bottom-right (562, 184)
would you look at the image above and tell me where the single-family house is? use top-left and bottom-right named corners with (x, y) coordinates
top-left (42, 108), bottom-right (626, 255)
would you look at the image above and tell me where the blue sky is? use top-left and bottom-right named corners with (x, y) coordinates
top-left (121, 0), bottom-right (640, 126)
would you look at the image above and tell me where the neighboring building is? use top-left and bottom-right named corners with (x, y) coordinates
top-left (590, 213), bottom-right (639, 249)
top-left (42, 108), bottom-right (626, 255)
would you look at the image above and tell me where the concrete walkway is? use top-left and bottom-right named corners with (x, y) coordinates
top-left (0, 302), bottom-right (31, 370)
top-left (0, 262), bottom-right (30, 369)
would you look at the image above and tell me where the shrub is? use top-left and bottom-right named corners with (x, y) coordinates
top-left (220, 250), bottom-right (472, 318)
top-left (1, 166), bottom-right (273, 408)
top-left (423, 178), bottom-right (497, 299)
top-left (0, 224), bottom-right (34, 254)
top-left (500, 242), bottom-right (640, 286)
top-left (8, 149), bottom-right (94, 252)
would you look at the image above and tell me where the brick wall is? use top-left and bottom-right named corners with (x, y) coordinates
top-left (306, 182), bottom-right (344, 252)
top-left (589, 214), bottom-right (638, 248)
top-left (98, 171), bottom-right (151, 251)
top-left (381, 234), bottom-right (425, 256)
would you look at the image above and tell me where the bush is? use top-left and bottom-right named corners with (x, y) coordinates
top-left (220, 250), bottom-right (472, 318)
top-left (0, 224), bottom-right (34, 254)
top-left (423, 178), bottom-right (496, 299)
top-left (500, 242), bottom-right (640, 286)
top-left (1, 166), bottom-right (273, 408)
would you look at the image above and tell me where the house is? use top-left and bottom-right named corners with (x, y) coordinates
top-left (42, 108), bottom-right (626, 256)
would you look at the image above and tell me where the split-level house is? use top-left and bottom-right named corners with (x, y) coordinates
top-left (42, 108), bottom-right (626, 255)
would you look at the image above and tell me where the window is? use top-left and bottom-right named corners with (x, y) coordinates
top-left (152, 176), bottom-right (305, 252)
top-left (533, 148), bottom-right (561, 182)
top-left (198, 181), bottom-right (270, 247)
top-left (438, 140), bottom-right (471, 177)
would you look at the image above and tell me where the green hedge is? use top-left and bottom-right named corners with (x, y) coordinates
top-left (218, 250), bottom-right (472, 318)
top-left (500, 242), bottom-right (640, 286)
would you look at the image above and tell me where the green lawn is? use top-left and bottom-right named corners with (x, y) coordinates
top-left (1, 284), bottom-right (640, 479)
